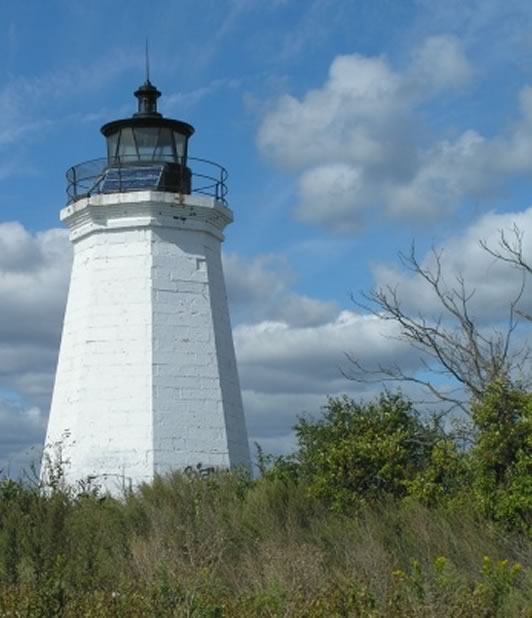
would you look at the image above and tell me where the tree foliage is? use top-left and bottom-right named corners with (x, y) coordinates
top-left (296, 226), bottom-right (532, 531)
top-left (470, 378), bottom-right (532, 533)
top-left (265, 384), bottom-right (532, 533)
top-left (288, 393), bottom-right (439, 510)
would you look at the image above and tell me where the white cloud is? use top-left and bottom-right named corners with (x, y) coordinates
top-left (273, 293), bottom-right (339, 328)
top-left (0, 399), bottom-right (46, 478)
top-left (258, 53), bottom-right (407, 172)
top-left (0, 224), bottom-right (70, 426)
top-left (372, 206), bottom-right (532, 324)
top-left (257, 34), bottom-right (532, 231)
top-left (388, 130), bottom-right (491, 219)
top-left (0, 224), bottom-right (71, 346)
top-left (235, 311), bottom-right (421, 450)
top-left (297, 164), bottom-right (370, 231)
top-left (406, 35), bottom-right (473, 94)
top-left (235, 312), bottom-right (415, 392)
top-left (224, 252), bottom-right (339, 326)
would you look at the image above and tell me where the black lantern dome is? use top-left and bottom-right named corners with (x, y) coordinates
top-left (101, 79), bottom-right (194, 164)
top-left (99, 79), bottom-right (195, 193)
top-left (66, 79), bottom-right (228, 204)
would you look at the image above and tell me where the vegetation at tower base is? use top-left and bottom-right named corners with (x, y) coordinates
top-left (0, 478), bottom-right (530, 616)
top-left (470, 378), bottom-right (532, 532)
top-left (0, 389), bottom-right (531, 616)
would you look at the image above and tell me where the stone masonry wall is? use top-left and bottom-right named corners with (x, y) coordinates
top-left (44, 192), bottom-right (251, 494)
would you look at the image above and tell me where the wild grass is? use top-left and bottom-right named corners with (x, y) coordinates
top-left (0, 472), bottom-right (530, 616)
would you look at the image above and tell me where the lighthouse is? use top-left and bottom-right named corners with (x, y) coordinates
top-left (42, 78), bottom-right (251, 493)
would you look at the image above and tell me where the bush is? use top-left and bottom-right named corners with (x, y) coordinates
top-left (470, 379), bottom-right (532, 533)
top-left (286, 393), bottom-right (440, 510)
top-left (405, 438), bottom-right (469, 507)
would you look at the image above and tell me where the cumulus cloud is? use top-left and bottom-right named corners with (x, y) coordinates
top-left (0, 223), bottom-right (70, 347)
top-left (297, 164), bottom-right (372, 231)
top-left (235, 311), bottom-right (422, 451)
top-left (0, 223), bottom-right (70, 475)
top-left (406, 35), bottom-right (473, 94)
top-left (372, 206), bottom-right (532, 324)
top-left (224, 252), bottom-right (339, 326)
top-left (257, 34), bottom-right (532, 231)
top-left (235, 311), bottom-right (415, 394)
top-left (0, 399), bottom-right (46, 477)
top-left (258, 52), bottom-right (408, 173)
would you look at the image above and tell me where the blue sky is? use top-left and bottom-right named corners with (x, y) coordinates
top-left (2, 0), bottom-right (532, 474)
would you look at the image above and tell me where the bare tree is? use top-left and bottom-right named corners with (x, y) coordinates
top-left (346, 241), bottom-right (531, 416)
top-left (481, 224), bottom-right (532, 321)
top-left (481, 224), bottom-right (532, 276)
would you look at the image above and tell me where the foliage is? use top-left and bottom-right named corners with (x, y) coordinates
top-left (0, 472), bottom-right (530, 616)
top-left (470, 378), bottom-right (532, 533)
top-left (289, 393), bottom-right (440, 510)
top-left (0, 378), bottom-right (531, 614)
top-left (405, 438), bottom-right (470, 507)
top-left (265, 385), bottom-right (531, 533)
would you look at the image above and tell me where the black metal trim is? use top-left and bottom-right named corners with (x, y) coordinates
top-left (101, 116), bottom-right (195, 138)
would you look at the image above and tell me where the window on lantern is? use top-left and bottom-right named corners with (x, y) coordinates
top-left (117, 128), bottom-right (137, 160)
top-left (154, 128), bottom-right (177, 161)
top-left (107, 132), bottom-right (119, 162)
top-left (173, 132), bottom-right (186, 161)
top-left (134, 127), bottom-right (159, 160)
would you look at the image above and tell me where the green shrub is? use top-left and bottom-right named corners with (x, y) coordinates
top-left (405, 438), bottom-right (469, 507)
top-left (470, 379), bottom-right (532, 533)
top-left (289, 393), bottom-right (438, 510)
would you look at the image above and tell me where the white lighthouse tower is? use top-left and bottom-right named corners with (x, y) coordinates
top-left (43, 78), bottom-right (251, 493)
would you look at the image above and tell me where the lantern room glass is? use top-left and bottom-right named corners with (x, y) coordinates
top-left (107, 127), bottom-right (187, 164)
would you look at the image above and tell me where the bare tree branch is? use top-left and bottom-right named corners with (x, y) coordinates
top-left (480, 224), bottom-right (532, 277)
top-left (349, 237), bottom-right (532, 417)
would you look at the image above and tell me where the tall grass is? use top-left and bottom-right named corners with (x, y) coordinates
top-left (0, 472), bottom-right (530, 616)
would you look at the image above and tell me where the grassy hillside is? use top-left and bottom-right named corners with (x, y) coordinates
top-left (0, 472), bottom-right (530, 617)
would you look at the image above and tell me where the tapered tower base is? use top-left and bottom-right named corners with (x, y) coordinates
top-left (43, 191), bottom-right (251, 494)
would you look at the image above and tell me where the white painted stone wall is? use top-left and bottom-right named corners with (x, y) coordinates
top-left (43, 191), bottom-right (251, 494)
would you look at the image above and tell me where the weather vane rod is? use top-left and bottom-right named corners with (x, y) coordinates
top-left (145, 38), bottom-right (150, 83)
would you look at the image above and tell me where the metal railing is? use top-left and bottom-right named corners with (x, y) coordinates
top-left (66, 156), bottom-right (228, 204)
